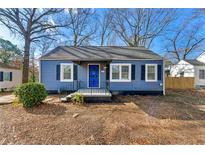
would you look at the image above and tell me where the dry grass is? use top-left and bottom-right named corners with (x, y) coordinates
top-left (0, 90), bottom-right (205, 144)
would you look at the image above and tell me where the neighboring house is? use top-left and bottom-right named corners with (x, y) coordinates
top-left (170, 59), bottom-right (205, 88)
top-left (0, 62), bottom-right (22, 91)
top-left (197, 52), bottom-right (205, 63)
top-left (39, 46), bottom-right (165, 95)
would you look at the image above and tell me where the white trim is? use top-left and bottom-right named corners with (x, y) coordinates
top-left (87, 63), bottom-right (100, 88)
top-left (145, 64), bottom-right (158, 82)
top-left (39, 60), bottom-right (41, 83)
top-left (110, 63), bottom-right (131, 82)
top-left (60, 63), bottom-right (73, 82)
top-left (40, 58), bottom-right (163, 61)
top-left (163, 58), bottom-right (165, 95)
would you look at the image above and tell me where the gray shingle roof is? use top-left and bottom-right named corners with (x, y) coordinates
top-left (40, 46), bottom-right (162, 61)
top-left (186, 59), bottom-right (205, 66)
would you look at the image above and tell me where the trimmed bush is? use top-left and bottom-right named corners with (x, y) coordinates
top-left (71, 93), bottom-right (85, 105)
top-left (14, 83), bottom-right (47, 108)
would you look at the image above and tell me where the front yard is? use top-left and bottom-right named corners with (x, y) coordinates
top-left (0, 90), bottom-right (205, 144)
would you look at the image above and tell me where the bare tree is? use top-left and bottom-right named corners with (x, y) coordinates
top-left (110, 8), bottom-right (176, 47)
top-left (37, 37), bottom-right (57, 56)
top-left (164, 19), bottom-right (205, 62)
top-left (97, 10), bottom-right (113, 46)
top-left (0, 8), bottom-right (64, 83)
top-left (192, 8), bottom-right (205, 18)
top-left (65, 8), bottom-right (97, 46)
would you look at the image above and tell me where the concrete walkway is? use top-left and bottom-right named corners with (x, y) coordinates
top-left (0, 95), bottom-right (15, 105)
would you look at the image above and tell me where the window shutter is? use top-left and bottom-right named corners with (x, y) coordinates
top-left (0, 72), bottom-right (3, 82)
top-left (10, 72), bottom-right (12, 81)
top-left (106, 64), bottom-right (110, 80)
top-left (56, 64), bottom-right (60, 80)
top-left (141, 65), bottom-right (145, 80)
top-left (131, 64), bottom-right (135, 80)
top-left (158, 65), bottom-right (162, 80)
top-left (74, 65), bottom-right (78, 80)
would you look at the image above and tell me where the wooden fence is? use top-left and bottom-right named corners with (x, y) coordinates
top-left (165, 77), bottom-right (195, 89)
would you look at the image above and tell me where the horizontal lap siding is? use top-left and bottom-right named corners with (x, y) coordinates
top-left (41, 60), bottom-right (163, 92)
top-left (109, 60), bottom-right (163, 91)
top-left (0, 68), bottom-right (22, 89)
top-left (78, 62), bottom-right (106, 89)
top-left (194, 66), bottom-right (205, 87)
top-left (41, 60), bottom-right (75, 91)
top-left (40, 60), bottom-right (107, 90)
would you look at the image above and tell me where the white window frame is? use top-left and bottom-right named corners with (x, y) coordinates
top-left (110, 63), bottom-right (131, 82)
top-left (60, 63), bottom-right (73, 82)
top-left (199, 69), bottom-right (205, 80)
top-left (145, 64), bottom-right (158, 82)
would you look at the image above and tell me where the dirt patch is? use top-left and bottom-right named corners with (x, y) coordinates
top-left (0, 92), bottom-right (13, 97)
top-left (0, 90), bottom-right (205, 144)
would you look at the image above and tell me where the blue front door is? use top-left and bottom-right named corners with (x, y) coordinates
top-left (89, 65), bottom-right (99, 88)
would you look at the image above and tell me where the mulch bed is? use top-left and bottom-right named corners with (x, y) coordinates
top-left (0, 90), bottom-right (205, 144)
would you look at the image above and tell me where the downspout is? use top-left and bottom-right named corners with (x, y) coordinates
top-left (39, 59), bottom-right (41, 83)
top-left (163, 58), bottom-right (166, 95)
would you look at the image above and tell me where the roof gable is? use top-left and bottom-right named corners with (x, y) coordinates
top-left (180, 59), bottom-right (205, 66)
top-left (197, 52), bottom-right (205, 63)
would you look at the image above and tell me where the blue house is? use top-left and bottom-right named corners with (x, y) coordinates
top-left (39, 46), bottom-right (165, 99)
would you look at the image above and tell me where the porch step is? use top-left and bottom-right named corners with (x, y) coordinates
top-left (61, 97), bottom-right (68, 102)
top-left (60, 89), bottom-right (112, 102)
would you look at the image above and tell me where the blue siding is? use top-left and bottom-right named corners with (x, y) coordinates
top-left (40, 60), bottom-right (107, 91)
top-left (109, 60), bottom-right (163, 92)
top-left (41, 60), bottom-right (75, 91)
top-left (75, 62), bottom-right (107, 89)
top-left (41, 60), bottom-right (163, 92)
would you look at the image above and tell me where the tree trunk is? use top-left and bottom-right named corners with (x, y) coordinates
top-left (100, 38), bottom-right (104, 46)
top-left (22, 37), bottom-right (30, 83)
top-left (32, 50), bottom-right (35, 82)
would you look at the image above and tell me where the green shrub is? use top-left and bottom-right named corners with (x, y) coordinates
top-left (71, 93), bottom-right (85, 105)
top-left (14, 83), bottom-right (47, 108)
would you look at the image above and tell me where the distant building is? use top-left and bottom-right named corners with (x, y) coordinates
top-left (170, 52), bottom-right (205, 88)
top-left (0, 62), bottom-right (22, 91)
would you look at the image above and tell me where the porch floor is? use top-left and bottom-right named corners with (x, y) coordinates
top-left (62, 89), bottom-right (112, 102)
top-left (76, 89), bottom-right (111, 96)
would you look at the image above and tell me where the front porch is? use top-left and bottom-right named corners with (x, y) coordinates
top-left (61, 88), bottom-right (112, 102)
top-left (59, 60), bottom-right (112, 102)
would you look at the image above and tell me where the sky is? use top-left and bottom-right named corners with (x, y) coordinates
top-left (0, 8), bottom-right (204, 59)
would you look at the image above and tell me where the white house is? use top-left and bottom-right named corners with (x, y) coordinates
top-left (197, 52), bottom-right (205, 63)
top-left (170, 56), bottom-right (205, 88)
top-left (0, 62), bottom-right (22, 91)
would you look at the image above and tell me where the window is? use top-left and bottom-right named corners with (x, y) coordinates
top-left (112, 65), bottom-right (120, 80)
top-left (146, 64), bottom-right (157, 82)
top-left (3, 72), bottom-right (10, 81)
top-left (121, 65), bottom-right (129, 80)
top-left (199, 70), bottom-right (205, 80)
top-left (60, 63), bottom-right (73, 82)
top-left (110, 64), bottom-right (131, 82)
